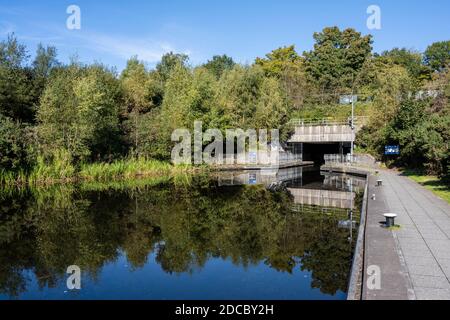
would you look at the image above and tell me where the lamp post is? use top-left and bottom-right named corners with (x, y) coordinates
top-left (350, 91), bottom-right (355, 158)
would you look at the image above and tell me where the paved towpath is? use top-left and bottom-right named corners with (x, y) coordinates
top-left (365, 169), bottom-right (450, 300)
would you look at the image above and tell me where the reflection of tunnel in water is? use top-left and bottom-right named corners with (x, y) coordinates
top-left (216, 166), bottom-right (365, 195)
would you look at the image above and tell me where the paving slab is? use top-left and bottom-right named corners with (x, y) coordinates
top-left (325, 165), bottom-right (450, 300)
top-left (371, 170), bottom-right (450, 300)
top-left (410, 275), bottom-right (450, 289)
top-left (362, 174), bottom-right (412, 300)
top-left (414, 288), bottom-right (450, 300)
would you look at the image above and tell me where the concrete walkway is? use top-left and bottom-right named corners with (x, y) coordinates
top-left (372, 170), bottom-right (450, 300)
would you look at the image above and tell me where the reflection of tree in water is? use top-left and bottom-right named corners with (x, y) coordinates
top-left (0, 175), bottom-right (358, 298)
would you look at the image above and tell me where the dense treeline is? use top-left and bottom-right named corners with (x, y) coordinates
top-left (0, 27), bottom-right (449, 182)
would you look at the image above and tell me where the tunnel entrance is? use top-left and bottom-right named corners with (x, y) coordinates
top-left (288, 142), bottom-right (351, 165)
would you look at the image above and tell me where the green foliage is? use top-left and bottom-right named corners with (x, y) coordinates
top-left (28, 148), bottom-right (75, 185)
top-left (255, 45), bottom-right (313, 110)
top-left (424, 40), bottom-right (450, 72)
top-left (379, 48), bottom-right (431, 81)
top-left (0, 30), bottom-right (448, 183)
top-left (121, 56), bottom-right (162, 113)
top-left (291, 103), bottom-right (369, 120)
top-left (0, 34), bottom-right (34, 122)
top-left (304, 27), bottom-right (373, 94)
top-left (358, 97), bottom-right (449, 177)
top-left (217, 65), bottom-right (290, 140)
top-left (0, 115), bottom-right (30, 171)
top-left (255, 45), bottom-right (302, 77)
top-left (36, 63), bottom-right (123, 162)
top-left (120, 57), bottom-right (163, 155)
top-left (155, 51), bottom-right (189, 82)
top-left (358, 58), bottom-right (416, 127)
top-left (0, 155), bottom-right (194, 186)
top-left (32, 44), bottom-right (59, 78)
top-left (416, 115), bottom-right (449, 175)
top-left (79, 157), bottom-right (192, 181)
top-left (0, 36), bottom-right (59, 124)
top-left (149, 64), bottom-right (223, 158)
top-left (0, 33), bottom-right (28, 68)
top-left (203, 54), bottom-right (235, 78)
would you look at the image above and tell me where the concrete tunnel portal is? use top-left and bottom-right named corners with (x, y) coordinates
top-left (290, 142), bottom-right (352, 165)
top-left (286, 118), bottom-right (365, 165)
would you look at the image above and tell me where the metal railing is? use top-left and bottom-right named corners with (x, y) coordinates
top-left (209, 151), bottom-right (302, 165)
top-left (324, 154), bottom-right (358, 164)
top-left (324, 153), bottom-right (378, 168)
top-left (289, 116), bottom-right (368, 127)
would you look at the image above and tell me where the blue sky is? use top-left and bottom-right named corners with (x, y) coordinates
top-left (1, 0), bottom-right (449, 71)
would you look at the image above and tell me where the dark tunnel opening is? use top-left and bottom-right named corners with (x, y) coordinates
top-left (288, 142), bottom-right (351, 165)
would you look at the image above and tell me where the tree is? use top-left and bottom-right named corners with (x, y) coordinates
top-left (141, 62), bottom-right (193, 159)
top-left (203, 54), bottom-right (235, 79)
top-left (386, 99), bottom-right (449, 174)
top-left (255, 45), bottom-right (302, 77)
top-left (121, 57), bottom-right (163, 155)
top-left (424, 41), bottom-right (450, 72)
top-left (253, 77), bottom-right (289, 136)
top-left (217, 65), bottom-right (265, 128)
top-left (156, 52), bottom-right (189, 82)
top-left (379, 48), bottom-right (430, 81)
top-left (358, 58), bottom-right (415, 127)
top-left (152, 64), bottom-right (221, 159)
top-left (425, 66), bottom-right (450, 113)
top-left (304, 27), bottom-right (373, 95)
top-left (31, 44), bottom-right (59, 97)
top-left (0, 33), bottom-right (28, 68)
top-left (218, 65), bottom-right (288, 138)
top-left (414, 114), bottom-right (449, 175)
top-left (32, 44), bottom-right (59, 79)
top-left (255, 45), bottom-right (312, 110)
top-left (0, 34), bottom-right (34, 122)
top-left (0, 114), bottom-right (30, 170)
top-left (355, 58), bottom-right (416, 158)
top-left (36, 63), bottom-right (123, 162)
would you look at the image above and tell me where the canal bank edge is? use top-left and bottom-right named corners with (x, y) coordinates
top-left (346, 173), bottom-right (368, 300)
top-left (321, 165), bottom-right (413, 300)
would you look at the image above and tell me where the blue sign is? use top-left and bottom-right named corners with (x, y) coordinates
top-left (248, 173), bottom-right (257, 185)
top-left (385, 145), bottom-right (400, 155)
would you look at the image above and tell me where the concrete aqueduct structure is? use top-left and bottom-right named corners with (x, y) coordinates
top-left (286, 117), bottom-right (367, 163)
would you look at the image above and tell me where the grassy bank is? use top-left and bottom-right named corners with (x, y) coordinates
top-left (0, 157), bottom-right (200, 186)
top-left (404, 171), bottom-right (450, 204)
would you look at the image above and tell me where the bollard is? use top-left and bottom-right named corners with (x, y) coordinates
top-left (383, 213), bottom-right (397, 227)
top-left (372, 194), bottom-right (376, 200)
top-left (376, 179), bottom-right (383, 186)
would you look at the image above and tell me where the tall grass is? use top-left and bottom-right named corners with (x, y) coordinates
top-left (78, 176), bottom-right (173, 192)
top-left (28, 149), bottom-right (76, 185)
top-left (79, 157), bottom-right (194, 181)
top-left (0, 155), bottom-right (198, 187)
top-left (0, 169), bottom-right (26, 185)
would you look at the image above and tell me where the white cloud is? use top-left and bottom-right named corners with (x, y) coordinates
top-left (0, 14), bottom-right (192, 66)
top-left (68, 31), bottom-right (189, 64)
top-left (0, 21), bottom-right (15, 36)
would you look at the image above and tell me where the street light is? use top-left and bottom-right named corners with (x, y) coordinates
top-left (350, 72), bottom-right (356, 159)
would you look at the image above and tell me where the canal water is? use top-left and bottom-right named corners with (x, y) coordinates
top-left (0, 167), bottom-right (364, 300)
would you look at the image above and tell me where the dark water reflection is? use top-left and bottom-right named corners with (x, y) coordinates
top-left (0, 168), bottom-right (363, 300)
